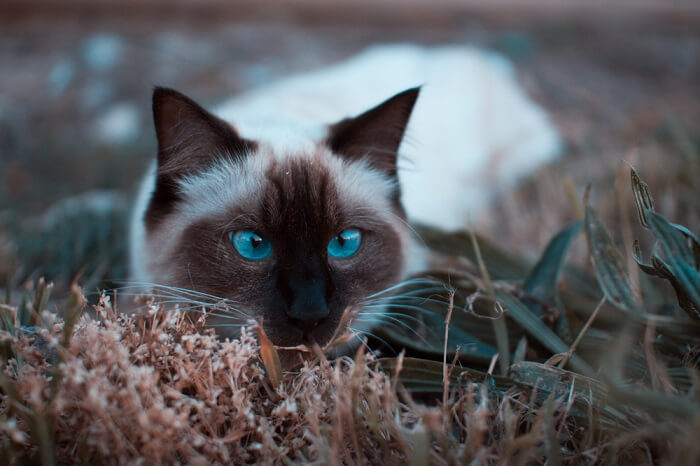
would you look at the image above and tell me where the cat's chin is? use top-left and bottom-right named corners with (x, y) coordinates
top-left (275, 334), bottom-right (360, 370)
top-left (277, 348), bottom-right (310, 370)
top-left (264, 328), bottom-right (335, 350)
top-left (263, 313), bottom-right (347, 349)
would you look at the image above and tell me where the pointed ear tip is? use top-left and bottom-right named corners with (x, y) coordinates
top-left (152, 87), bottom-right (168, 106)
top-left (396, 87), bottom-right (420, 108)
top-left (153, 86), bottom-right (169, 98)
top-left (405, 86), bottom-right (421, 97)
top-left (152, 87), bottom-right (184, 106)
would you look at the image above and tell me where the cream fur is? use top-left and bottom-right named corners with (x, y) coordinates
top-left (216, 44), bottom-right (561, 230)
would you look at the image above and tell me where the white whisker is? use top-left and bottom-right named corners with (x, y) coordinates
top-left (362, 303), bottom-right (439, 317)
top-left (357, 310), bottom-right (427, 327)
top-left (362, 278), bottom-right (444, 300)
top-left (125, 301), bottom-right (247, 322)
top-left (349, 333), bottom-right (380, 360)
top-left (355, 314), bottom-right (429, 343)
top-left (112, 280), bottom-right (238, 303)
top-left (349, 327), bottom-right (396, 356)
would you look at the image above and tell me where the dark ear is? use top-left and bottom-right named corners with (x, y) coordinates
top-left (326, 87), bottom-right (419, 178)
top-left (145, 88), bottom-right (255, 229)
top-left (152, 87), bottom-right (255, 178)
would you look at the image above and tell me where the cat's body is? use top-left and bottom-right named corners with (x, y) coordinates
top-left (130, 44), bottom-right (559, 349)
top-left (214, 45), bottom-right (560, 230)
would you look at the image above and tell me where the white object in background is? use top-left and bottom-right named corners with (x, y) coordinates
top-left (217, 44), bottom-right (561, 231)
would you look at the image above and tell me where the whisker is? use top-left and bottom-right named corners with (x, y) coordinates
top-left (354, 314), bottom-right (430, 344)
top-left (112, 280), bottom-right (237, 303)
top-left (362, 303), bottom-right (441, 317)
top-left (349, 333), bottom-right (380, 360)
top-left (349, 327), bottom-right (397, 356)
top-left (367, 283), bottom-right (447, 297)
top-left (114, 291), bottom-right (250, 318)
top-left (387, 210), bottom-right (428, 249)
top-left (115, 287), bottom-right (237, 306)
top-left (178, 307), bottom-right (248, 322)
top-left (364, 294), bottom-right (449, 307)
top-left (363, 278), bottom-right (445, 300)
top-left (356, 310), bottom-right (427, 327)
top-left (123, 298), bottom-right (251, 320)
top-left (117, 292), bottom-right (240, 309)
top-left (125, 302), bottom-right (246, 322)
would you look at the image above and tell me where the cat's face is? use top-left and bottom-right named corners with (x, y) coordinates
top-left (139, 87), bottom-right (420, 347)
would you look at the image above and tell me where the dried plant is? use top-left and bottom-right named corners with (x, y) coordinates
top-left (1, 167), bottom-right (699, 465)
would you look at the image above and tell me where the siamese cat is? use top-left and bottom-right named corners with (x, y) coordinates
top-left (129, 45), bottom-right (559, 349)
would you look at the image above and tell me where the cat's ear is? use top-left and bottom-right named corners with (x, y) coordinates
top-left (326, 87), bottom-right (419, 178)
top-left (152, 87), bottom-right (254, 179)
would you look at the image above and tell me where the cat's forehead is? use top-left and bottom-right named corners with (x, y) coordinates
top-left (175, 144), bottom-right (398, 226)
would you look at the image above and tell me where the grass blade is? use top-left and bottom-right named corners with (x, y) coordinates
top-left (630, 166), bottom-right (655, 229)
top-left (415, 226), bottom-right (530, 280)
top-left (647, 211), bottom-right (700, 307)
top-left (378, 357), bottom-right (514, 393)
top-left (524, 220), bottom-right (583, 307)
top-left (469, 229), bottom-right (509, 376)
top-left (496, 290), bottom-right (593, 376)
top-left (584, 205), bottom-right (639, 312)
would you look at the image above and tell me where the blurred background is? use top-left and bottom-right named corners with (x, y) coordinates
top-left (0, 0), bottom-right (698, 293)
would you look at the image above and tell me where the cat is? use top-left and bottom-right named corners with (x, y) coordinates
top-left (129, 44), bottom-right (560, 349)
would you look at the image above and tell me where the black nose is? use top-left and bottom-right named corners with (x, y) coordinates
top-left (288, 309), bottom-right (329, 336)
top-left (284, 279), bottom-right (330, 337)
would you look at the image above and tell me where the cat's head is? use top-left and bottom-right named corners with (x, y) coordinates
top-left (138, 86), bottom-right (422, 347)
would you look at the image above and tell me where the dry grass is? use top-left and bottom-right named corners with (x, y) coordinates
top-left (0, 290), bottom-right (692, 465)
top-left (0, 167), bottom-right (698, 464)
top-left (0, 289), bottom-right (575, 464)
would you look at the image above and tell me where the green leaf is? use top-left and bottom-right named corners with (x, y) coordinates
top-left (648, 211), bottom-right (699, 269)
top-left (495, 290), bottom-right (593, 376)
top-left (524, 220), bottom-right (583, 306)
top-left (631, 240), bottom-right (658, 276)
top-left (647, 211), bottom-right (700, 318)
top-left (651, 253), bottom-right (700, 320)
top-left (469, 229), bottom-right (509, 376)
top-left (604, 373), bottom-right (700, 422)
top-left (630, 167), bottom-right (655, 229)
top-left (378, 357), bottom-right (514, 393)
top-left (414, 225), bottom-right (530, 280)
top-left (523, 221), bottom-right (582, 340)
top-left (371, 277), bottom-right (518, 366)
top-left (584, 205), bottom-right (639, 312)
top-left (511, 361), bottom-right (641, 429)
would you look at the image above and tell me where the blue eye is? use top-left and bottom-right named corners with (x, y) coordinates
top-left (230, 231), bottom-right (272, 260)
top-left (328, 229), bottom-right (362, 258)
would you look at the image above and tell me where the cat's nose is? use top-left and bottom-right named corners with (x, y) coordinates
top-left (287, 308), bottom-right (329, 336)
top-left (285, 280), bottom-right (330, 338)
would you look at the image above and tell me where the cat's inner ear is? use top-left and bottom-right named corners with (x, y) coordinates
top-left (152, 87), bottom-right (255, 178)
top-left (326, 87), bottom-right (420, 177)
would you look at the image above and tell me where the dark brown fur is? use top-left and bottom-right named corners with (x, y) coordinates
top-left (143, 87), bottom-right (418, 347)
top-left (168, 155), bottom-right (404, 346)
top-left (146, 87), bottom-right (256, 230)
